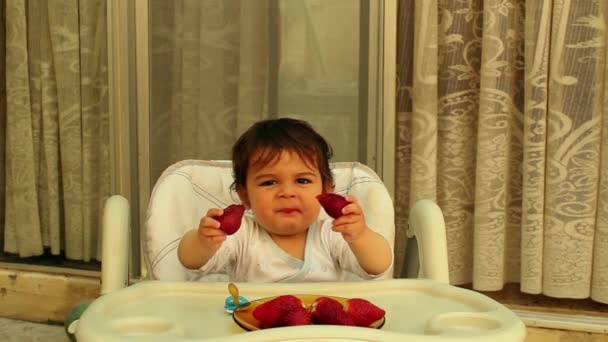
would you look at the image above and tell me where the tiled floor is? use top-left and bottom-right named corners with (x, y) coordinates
top-left (0, 318), bottom-right (69, 342)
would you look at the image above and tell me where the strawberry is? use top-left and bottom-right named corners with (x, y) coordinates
top-left (345, 298), bottom-right (385, 327)
top-left (282, 306), bottom-right (312, 326)
top-left (310, 297), bottom-right (355, 326)
top-left (214, 204), bottom-right (246, 235)
top-left (316, 193), bottom-right (350, 219)
top-left (253, 295), bottom-right (303, 328)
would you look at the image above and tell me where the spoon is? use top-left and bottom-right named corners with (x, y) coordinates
top-left (228, 282), bottom-right (240, 306)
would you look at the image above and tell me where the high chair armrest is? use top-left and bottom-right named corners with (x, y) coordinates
top-left (101, 195), bottom-right (130, 295)
top-left (407, 199), bottom-right (450, 284)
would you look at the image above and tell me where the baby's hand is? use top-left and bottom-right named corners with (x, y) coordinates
top-left (198, 208), bottom-right (227, 249)
top-left (331, 196), bottom-right (369, 243)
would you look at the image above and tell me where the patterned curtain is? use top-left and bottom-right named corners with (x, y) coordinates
top-left (3, 0), bottom-right (110, 261)
top-left (395, 0), bottom-right (608, 303)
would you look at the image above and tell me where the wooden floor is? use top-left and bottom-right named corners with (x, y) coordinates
top-left (527, 327), bottom-right (608, 341)
top-left (0, 317), bottom-right (607, 341)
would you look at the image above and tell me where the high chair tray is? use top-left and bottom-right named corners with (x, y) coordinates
top-left (75, 278), bottom-right (526, 342)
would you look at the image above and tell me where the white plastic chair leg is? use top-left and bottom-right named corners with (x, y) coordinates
top-left (101, 195), bottom-right (130, 295)
top-left (407, 199), bottom-right (450, 284)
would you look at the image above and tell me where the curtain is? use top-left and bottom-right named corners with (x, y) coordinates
top-left (395, 0), bottom-right (608, 303)
top-left (149, 0), bottom-right (365, 187)
top-left (1, 0), bottom-right (375, 264)
top-left (0, 0), bottom-right (6, 253)
top-left (149, 0), bottom-right (271, 185)
top-left (3, 0), bottom-right (109, 261)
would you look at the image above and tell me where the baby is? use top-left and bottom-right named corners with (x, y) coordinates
top-left (177, 118), bottom-right (392, 282)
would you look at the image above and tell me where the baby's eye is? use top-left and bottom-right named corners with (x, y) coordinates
top-left (260, 180), bottom-right (276, 186)
top-left (297, 178), bottom-right (312, 184)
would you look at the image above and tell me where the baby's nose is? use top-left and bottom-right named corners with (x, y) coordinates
top-left (278, 185), bottom-right (297, 197)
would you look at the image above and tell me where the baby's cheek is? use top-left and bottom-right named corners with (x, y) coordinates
top-left (311, 204), bottom-right (322, 216)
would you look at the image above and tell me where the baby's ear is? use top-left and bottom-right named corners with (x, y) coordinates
top-left (236, 185), bottom-right (250, 208)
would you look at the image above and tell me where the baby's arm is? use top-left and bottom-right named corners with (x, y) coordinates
top-left (177, 208), bottom-right (227, 269)
top-left (331, 196), bottom-right (392, 275)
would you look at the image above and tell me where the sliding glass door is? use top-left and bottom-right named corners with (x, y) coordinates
top-left (107, 0), bottom-right (395, 277)
top-left (144, 0), bottom-right (393, 189)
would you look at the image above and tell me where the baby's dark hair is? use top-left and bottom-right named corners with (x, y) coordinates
top-left (232, 118), bottom-right (334, 191)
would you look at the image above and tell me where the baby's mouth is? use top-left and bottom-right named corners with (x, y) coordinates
top-left (277, 208), bottom-right (299, 214)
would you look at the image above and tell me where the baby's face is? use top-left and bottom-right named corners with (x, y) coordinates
top-left (240, 150), bottom-right (324, 237)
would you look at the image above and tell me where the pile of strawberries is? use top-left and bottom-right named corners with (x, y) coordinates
top-left (252, 295), bottom-right (385, 328)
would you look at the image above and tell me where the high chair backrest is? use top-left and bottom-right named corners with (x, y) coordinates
top-left (144, 160), bottom-right (395, 281)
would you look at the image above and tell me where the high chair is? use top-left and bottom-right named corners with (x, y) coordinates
top-left (101, 159), bottom-right (448, 291)
top-left (69, 161), bottom-right (528, 341)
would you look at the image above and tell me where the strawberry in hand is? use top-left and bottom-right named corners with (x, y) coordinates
top-left (319, 194), bottom-right (368, 243)
top-left (213, 204), bottom-right (246, 235)
top-left (316, 193), bottom-right (350, 219)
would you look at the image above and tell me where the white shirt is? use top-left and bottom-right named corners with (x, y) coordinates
top-left (198, 216), bottom-right (390, 282)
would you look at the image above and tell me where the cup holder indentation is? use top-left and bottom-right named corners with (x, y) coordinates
top-left (426, 312), bottom-right (502, 336)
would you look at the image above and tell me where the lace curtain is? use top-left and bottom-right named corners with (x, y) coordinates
top-left (395, 0), bottom-right (607, 303)
top-left (2, 0), bottom-right (109, 261)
